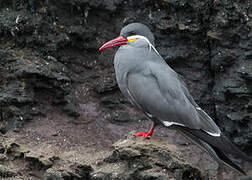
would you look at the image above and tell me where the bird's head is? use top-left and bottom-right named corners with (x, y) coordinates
top-left (99, 23), bottom-right (155, 51)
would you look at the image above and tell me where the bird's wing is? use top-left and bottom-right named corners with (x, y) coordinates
top-left (126, 60), bottom-right (252, 170)
top-left (177, 74), bottom-right (221, 136)
top-left (176, 126), bottom-right (247, 175)
top-left (126, 60), bottom-right (221, 136)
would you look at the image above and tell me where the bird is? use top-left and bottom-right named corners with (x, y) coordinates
top-left (99, 22), bottom-right (252, 175)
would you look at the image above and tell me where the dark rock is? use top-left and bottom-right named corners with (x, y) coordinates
top-left (44, 168), bottom-right (62, 180)
top-left (239, 176), bottom-right (252, 180)
top-left (110, 111), bottom-right (132, 122)
top-left (0, 154), bottom-right (7, 162)
top-left (0, 164), bottom-right (16, 178)
top-left (0, 48), bottom-right (71, 132)
top-left (209, 0), bottom-right (252, 150)
top-left (94, 131), bottom-right (205, 180)
top-left (44, 162), bottom-right (94, 179)
top-left (44, 163), bottom-right (93, 180)
top-left (70, 163), bottom-right (93, 179)
top-left (94, 73), bottom-right (118, 94)
top-left (5, 142), bottom-right (23, 158)
top-left (0, 132), bottom-right (212, 179)
top-left (25, 153), bottom-right (53, 170)
top-left (62, 103), bottom-right (80, 118)
top-left (0, 144), bottom-right (4, 154)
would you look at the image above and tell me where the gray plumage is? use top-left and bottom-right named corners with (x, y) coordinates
top-left (115, 23), bottom-right (220, 136)
top-left (103, 23), bottom-right (252, 175)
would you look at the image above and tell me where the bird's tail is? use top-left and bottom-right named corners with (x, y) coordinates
top-left (175, 126), bottom-right (251, 175)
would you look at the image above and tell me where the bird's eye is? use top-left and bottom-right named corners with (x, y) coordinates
top-left (128, 31), bottom-right (136, 36)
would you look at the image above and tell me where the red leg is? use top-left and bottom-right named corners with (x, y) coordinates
top-left (134, 123), bottom-right (155, 138)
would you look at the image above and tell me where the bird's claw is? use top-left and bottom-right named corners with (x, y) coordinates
top-left (134, 131), bottom-right (152, 138)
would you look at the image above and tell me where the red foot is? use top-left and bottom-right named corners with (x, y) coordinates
top-left (134, 124), bottom-right (155, 138)
top-left (134, 131), bottom-right (153, 138)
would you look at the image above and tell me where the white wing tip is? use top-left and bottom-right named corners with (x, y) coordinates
top-left (163, 121), bottom-right (221, 137)
top-left (162, 121), bottom-right (184, 127)
top-left (205, 131), bottom-right (221, 137)
top-left (196, 107), bottom-right (201, 110)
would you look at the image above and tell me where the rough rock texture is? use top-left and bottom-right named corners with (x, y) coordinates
top-left (209, 0), bottom-right (252, 150)
top-left (0, 49), bottom-right (72, 133)
top-left (0, 132), bottom-right (205, 179)
top-left (92, 132), bottom-right (205, 180)
top-left (0, 0), bottom-right (251, 179)
top-left (0, 0), bottom-right (251, 150)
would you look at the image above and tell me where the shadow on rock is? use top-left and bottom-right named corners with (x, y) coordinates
top-left (0, 132), bottom-right (206, 180)
top-left (91, 131), bottom-right (206, 180)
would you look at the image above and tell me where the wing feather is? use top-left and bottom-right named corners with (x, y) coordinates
top-left (126, 60), bottom-right (221, 135)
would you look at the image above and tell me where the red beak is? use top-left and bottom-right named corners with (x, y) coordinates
top-left (99, 35), bottom-right (127, 51)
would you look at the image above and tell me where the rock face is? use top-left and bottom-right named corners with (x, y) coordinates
top-left (209, 1), bottom-right (252, 150)
top-left (0, 49), bottom-right (72, 133)
top-left (92, 132), bottom-right (205, 180)
top-left (0, 132), bottom-right (205, 179)
top-left (0, 0), bottom-right (251, 159)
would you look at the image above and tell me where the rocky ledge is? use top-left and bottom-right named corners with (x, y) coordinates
top-left (0, 131), bottom-right (205, 180)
